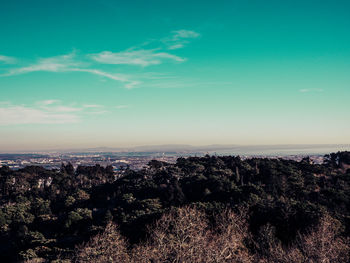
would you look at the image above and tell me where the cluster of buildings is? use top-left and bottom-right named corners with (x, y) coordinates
top-left (0, 153), bottom-right (179, 171)
top-left (0, 150), bottom-right (327, 171)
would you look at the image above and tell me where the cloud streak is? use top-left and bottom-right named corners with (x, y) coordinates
top-left (70, 68), bottom-right (140, 89)
top-left (115, 105), bottom-right (129, 109)
top-left (2, 52), bottom-right (139, 89)
top-left (4, 53), bottom-right (80, 75)
top-left (0, 101), bottom-right (80, 125)
top-left (0, 55), bottom-right (16, 64)
top-left (0, 100), bottom-right (114, 125)
top-left (90, 49), bottom-right (185, 67)
top-left (83, 104), bottom-right (104, 108)
top-left (1, 29), bottom-right (200, 89)
top-left (163, 29), bottom-right (200, 50)
top-left (299, 88), bottom-right (323, 93)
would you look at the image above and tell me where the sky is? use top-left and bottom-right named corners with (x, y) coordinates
top-left (0, 0), bottom-right (350, 151)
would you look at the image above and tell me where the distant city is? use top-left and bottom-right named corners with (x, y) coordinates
top-left (1, 144), bottom-right (348, 170)
top-left (0, 152), bottom-right (179, 171)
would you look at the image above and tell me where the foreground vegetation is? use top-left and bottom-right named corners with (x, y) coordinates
top-left (0, 152), bottom-right (350, 262)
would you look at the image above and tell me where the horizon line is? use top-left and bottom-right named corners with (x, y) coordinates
top-left (0, 143), bottom-right (349, 154)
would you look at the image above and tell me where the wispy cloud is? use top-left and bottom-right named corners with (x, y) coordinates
top-left (167, 44), bottom-right (184, 50)
top-left (173, 29), bottom-right (200, 39)
top-left (163, 29), bottom-right (200, 50)
top-left (0, 55), bottom-right (17, 64)
top-left (2, 52), bottom-right (139, 89)
top-left (1, 29), bottom-right (200, 89)
top-left (89, 110), bottom-right (109, 115)
top-left (82, 104), bottom-right (110, 114)
top-left (0, 101), bottom-right (80, 125)
top-left (35, 100), bottom-right (82, 113)
top-left (36, 100), bottom-right (61, 106)
top-left (70, 68), bottom-right (140, 89)
top-left (4, 53), bottom-right (80, 75)
top-left (90, 49), bottom-right (185, 67)
top-left (0, 100), bottom-right (113, 125)
top-left (83, 104), bottom-right (104, 108)
top-left (88, 30), bottom-right (198, 67)
top-left (299, 88), bottom-right (323, 93)
top-left (115, 105), bottom-right (129, 109)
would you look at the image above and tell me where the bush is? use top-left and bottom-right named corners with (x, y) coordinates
top-left (74, 222), bottom-right (129, 263)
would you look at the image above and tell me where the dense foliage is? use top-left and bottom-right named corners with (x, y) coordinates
top-left (0, 152), bottom-right (350, 262)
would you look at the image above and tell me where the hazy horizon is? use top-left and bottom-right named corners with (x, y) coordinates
top-left (0, 143), bottom-right (349, 154)
top-left (1, 0), bottom-right (350, 151)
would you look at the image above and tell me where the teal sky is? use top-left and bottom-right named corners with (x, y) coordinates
top-left (1, 0), bottom-right (350, 151)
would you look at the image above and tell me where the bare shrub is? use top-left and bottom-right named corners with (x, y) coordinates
top-left (132, 206), bottom-right (253, 263)
top-left (74, 222), bottom-right (130, 263)
top-left (73, 209), bottom-right (349, 263)
top-left (207, 209), bottom-right (253, 263)
top-left (297, 213), bottom-right (349, 263)
top-left (132, 206), bottom-right (208, 263)
top-left (260, 214), bottom-right (350, 263)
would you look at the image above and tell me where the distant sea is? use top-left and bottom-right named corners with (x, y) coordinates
top-left (209, 145), bottom-right (350, 156)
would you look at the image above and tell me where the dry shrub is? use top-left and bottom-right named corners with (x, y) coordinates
top-left (131, 206), bottom-right (208, 263)
top-left (74, 222), bottom-right (130, 263)
top-left (297, 213), bottom-right (349, 263)
top-left (24, 259), bottom-right (46, 263)
top-left (132, 206), bottom-right (252, 263)
top-left (260, 240), bottom-right (304, 263)
top-left (73, 209), bottom-right (349, 263)
top-left (207, 209), bottom-right (252, 263)
top-left (260, 214), bottom-right (350, 263)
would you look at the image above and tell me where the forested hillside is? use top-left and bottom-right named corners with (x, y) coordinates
top-left (0, 152), bottom-right (350, 262)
